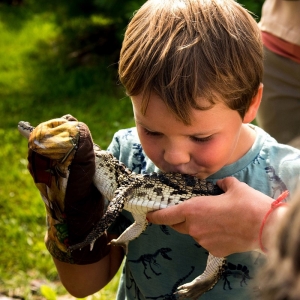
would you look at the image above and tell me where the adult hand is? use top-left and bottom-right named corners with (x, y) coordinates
top-left (147, 177), bottom-right (287, 257)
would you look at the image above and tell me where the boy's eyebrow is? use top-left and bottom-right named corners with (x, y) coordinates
top-left (134, 119), bottom-right (146, 126)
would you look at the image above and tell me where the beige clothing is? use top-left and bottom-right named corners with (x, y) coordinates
top-left (256, 0), bottom-right (300, 145)
top-left (259, 0), bottom-right (300, 46)
top-left (256, 47), bottom-right (300, 144)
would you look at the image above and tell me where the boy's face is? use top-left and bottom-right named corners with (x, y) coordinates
top-left (131, 93), bottom-right (256, 179)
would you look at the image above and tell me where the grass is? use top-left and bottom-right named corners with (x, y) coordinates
top-left (0, 3), bottom-right (133, 299)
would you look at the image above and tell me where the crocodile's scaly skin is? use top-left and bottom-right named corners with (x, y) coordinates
top-left (18, 119), bottom-right (226, 300)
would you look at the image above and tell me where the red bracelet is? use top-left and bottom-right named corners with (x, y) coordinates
top-left (259, 190), bottom-right (289, 253)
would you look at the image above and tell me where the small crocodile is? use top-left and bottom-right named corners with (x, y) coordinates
top-left (18, 118), bottom-right (225, 300)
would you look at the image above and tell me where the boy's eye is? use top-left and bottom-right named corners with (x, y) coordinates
top-left (191, 135), bottom-right (212, 143)
top-left (143, 128), bottom-right (161, 136)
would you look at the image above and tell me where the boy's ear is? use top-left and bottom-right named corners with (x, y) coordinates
top-left (243, 83), bottom-right (263, 123)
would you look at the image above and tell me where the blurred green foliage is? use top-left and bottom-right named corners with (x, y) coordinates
top-left (240, 0), bottom-right (264, 19)
top-left (0, 0), bottom-right (264, 76)
top-left (0, 2), bottom-right (134, 298)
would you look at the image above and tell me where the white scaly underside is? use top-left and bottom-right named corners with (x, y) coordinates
top-left (125, 195), bottom-right (176, 213)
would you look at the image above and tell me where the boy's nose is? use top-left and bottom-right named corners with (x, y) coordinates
top-left (163, 147), bottom-right (190, 166)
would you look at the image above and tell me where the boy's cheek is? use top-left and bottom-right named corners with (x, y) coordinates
top-left (139, 140), bottom-right (162, 164)
top-left (193, 146), bottom-right (231, 171)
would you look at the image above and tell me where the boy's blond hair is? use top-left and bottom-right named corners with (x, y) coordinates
top-left (118, 0), bottom-right (263, 124)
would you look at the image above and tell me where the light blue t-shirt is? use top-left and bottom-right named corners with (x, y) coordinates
top-left (107, 125), bottom-right (300, 300)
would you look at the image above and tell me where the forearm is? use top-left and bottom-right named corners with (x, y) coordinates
top-left (54, 237), bottom-right (124, 298)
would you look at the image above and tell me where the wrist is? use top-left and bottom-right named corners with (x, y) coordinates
top-left (258, 191), bottom-right (289, 253)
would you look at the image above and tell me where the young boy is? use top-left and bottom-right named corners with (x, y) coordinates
top-left (44, 0), bottom-right (300, 299)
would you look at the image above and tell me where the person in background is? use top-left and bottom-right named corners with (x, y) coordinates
top-left (256, 0), bottom-right (300, 146)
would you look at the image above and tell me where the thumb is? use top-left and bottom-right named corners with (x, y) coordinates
top-left (146, 204), bottom-right (185, 225)
top-left (216, 177), bottom-right (241, 192)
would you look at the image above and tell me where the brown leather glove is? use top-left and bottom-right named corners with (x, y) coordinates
top-left (26, 115), bottom-right (110, 264)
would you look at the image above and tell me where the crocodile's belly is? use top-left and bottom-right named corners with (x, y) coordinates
top-left (124, 197), bottom-right (178, 215)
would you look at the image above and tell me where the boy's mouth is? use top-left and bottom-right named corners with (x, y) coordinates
top-left (161, 168), bottom-right (208, 179)
top-left (158, 163), bottom-right (210, 178)
top-left (162, 167), bottom-right (200, 177)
